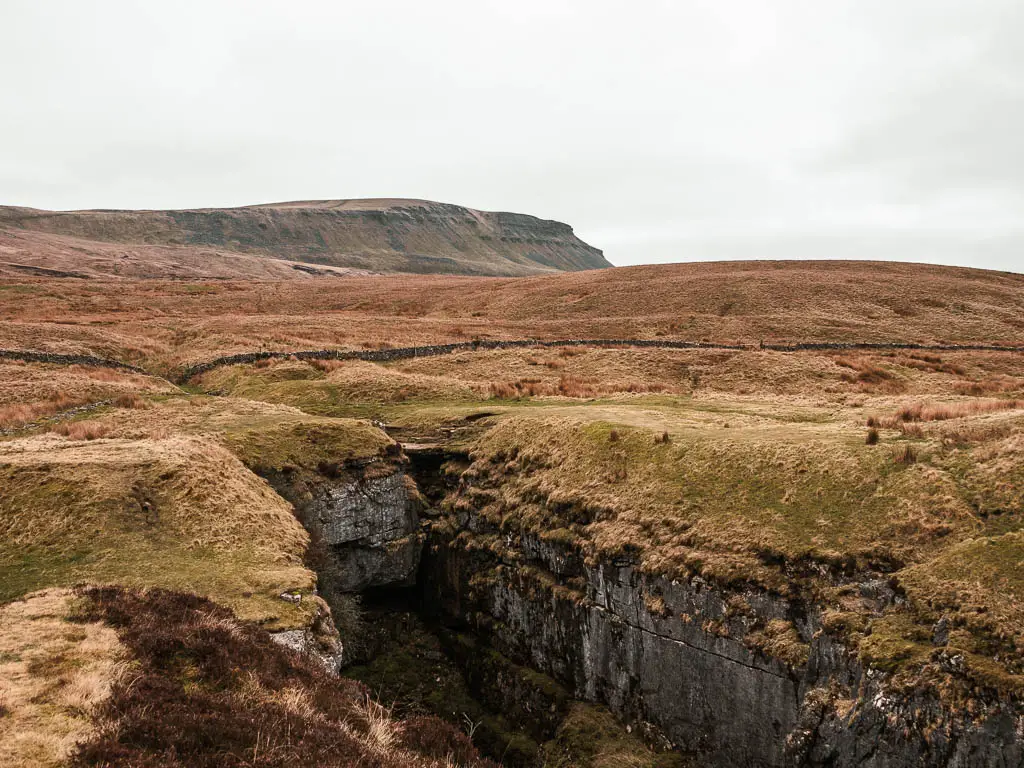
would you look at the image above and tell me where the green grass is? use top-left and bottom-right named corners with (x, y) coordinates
top-left (0, 436), bottom-right (317, 630)
top-left (857, 612), bottom-right (933, 675)
top-left (51, 356), bottom-right (1024, 692)
top-left (542, 703), bottom-right (689, 768)
top-left (461, 415), bottom-right (964, 589)
top-left (222, 416), bottom-right (392, 471)
top-left (0, 539), bottom-right (314, 630)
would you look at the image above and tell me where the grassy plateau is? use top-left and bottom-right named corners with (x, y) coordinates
top-left (2, 259), bottom-right (1023, 765)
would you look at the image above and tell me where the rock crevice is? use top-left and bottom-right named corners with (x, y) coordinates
top-left (419, 506), bottom-right (1024, 768)
top-left (280, 449), bottom-right (1024, 768)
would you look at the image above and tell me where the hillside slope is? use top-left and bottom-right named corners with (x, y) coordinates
top-left (3, 259), bottom-right (1024, 767)
top-left (221, 260), bottom-right (1024, 344)
top-left (1, 260), bottom-right (1020, 369)
top-left (0, 198), bottom-right (610, 278)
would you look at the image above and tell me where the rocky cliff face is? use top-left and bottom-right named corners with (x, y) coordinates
top-left (270, 594), bottom-right (346, 672)
top-left (258, 458), bottom-right (423, 594)
top-left (304, 466), bottom-right (423, 592)
top-left (0, 198), bottom-right (611, 277)
top-left (270, 450), bottom-right (1023, 767)
top-left (420, 508), bottom-right (1024, 768)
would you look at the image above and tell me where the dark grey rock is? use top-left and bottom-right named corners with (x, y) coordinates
top-left (422, 508), bottom-right (1024, 768)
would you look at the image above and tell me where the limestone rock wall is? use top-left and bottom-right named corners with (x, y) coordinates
top-left (304, 467), bottom-right (422, 592)
top-left (421, 510), bottom-right (1024, 768)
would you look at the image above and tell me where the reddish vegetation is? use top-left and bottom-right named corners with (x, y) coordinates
top-left (900, 399), bottom-right (1023, 422)
top-left (50, 421), bottom-right (110, 440)
top-left (0, 392), bottom-right (87, 428)
top-left (954, 376), bottom-right (1023, 396)
top-left (0, 261), bottom-right (1023, 373)
top-left (873, 399), bottom-right (1024, 428)
top-left (71, 587), bottom-right (496, 768)
top-left (833, 356), bottom-right (903, 393)
top-left (112, 393), bottom-right (150, 409)
top-left (890, 352), bottom-right (967, 376)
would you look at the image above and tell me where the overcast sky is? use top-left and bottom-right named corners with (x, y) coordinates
top-left (2, 1), bottom-right (1022, 272)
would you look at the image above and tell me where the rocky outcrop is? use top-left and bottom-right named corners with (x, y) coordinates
top-left (421, 510), bottom-right (1024, 768)
top-left (270, 594), bottom-right (345, 673)
top-left (0, 198), bottom-right (611, 277)
top-left (305, 468), bottom-right (423, 591)
top-left (266, 461), bottom-right (423, 672)
top-left (258, 446), bottom-right (1024, 766)
top-left (261, 461), bottom-right (423, 594)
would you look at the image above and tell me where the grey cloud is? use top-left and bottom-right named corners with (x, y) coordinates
top-left (591, 229), bottom-right (1024, 276)
top-left (0, 0), bottom-right (1021, 273)
top-left (821, 3), bottom-right (1024, 193)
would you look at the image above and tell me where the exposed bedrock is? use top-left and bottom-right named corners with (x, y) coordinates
top-left (419, 511), bottom-right (1024, 768)
top-left (306, 468), bottom-right (423, 591)
top-left (261, 461), bottom-right (423, 593)
top-left (267, 452), bottom-right (1023, 766)
top-left (269, 594), bottom-right (346, 672)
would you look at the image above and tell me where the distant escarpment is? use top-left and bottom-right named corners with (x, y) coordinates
top-left (0, 198), bottom-right (611, 278)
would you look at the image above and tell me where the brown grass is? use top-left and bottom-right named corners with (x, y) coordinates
top-left (0, 590), bottom-right (126, 768)
top-left (892, 443), bottom-right (917, 465)
top-left (954, 376), bottom-right (1024, 396)
top-left (934, 421), bottom-right (1017, 447)
top-left (50, 421), bottom-right (110, 440)
top-left (310, 358), bottom-right (347, 373)
top-left (883, 352), bottom-right (967, 376)
top-left (0, 362), bottom-right (174, 428)
top-left (875, 399), bottom-right (1024, 427)
top-left (898, 422), bottom-right (925, 439)
top-left (0, 392), bottom-right (87, 428)
top-left (487, 373), bottom-right (673, 400)
top-left (194, 345), bottom-right (1024, 413)
top-left (70, 587), bottom-right (497, 768)
top-left (0, 434), bottom-right (316, 629)
top-left (1, 259), bottom-right (1024, 713)
top-left (112, 392), bottom-right (150, 409)
top-left (2, 261), bottom-right (1023, 372)
top-left (833, 356), bottom-right (903, 393)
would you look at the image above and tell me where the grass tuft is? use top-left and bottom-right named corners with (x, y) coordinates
top-left (50, 421), bottom-right (110, 440)
top-left (893, 443), bottom-right (917, 465)
top-left (112, 393), bottom-right (150, 409)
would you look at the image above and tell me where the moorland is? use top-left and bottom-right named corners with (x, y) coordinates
top-left (2, 258), bottom-right (1024, 767)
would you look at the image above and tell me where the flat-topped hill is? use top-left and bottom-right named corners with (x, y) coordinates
top-left (0, 198), bottom-right (610, 278)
